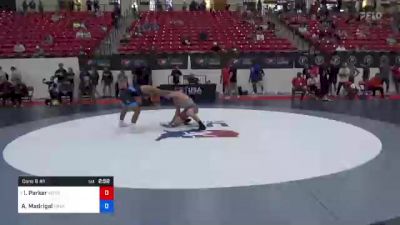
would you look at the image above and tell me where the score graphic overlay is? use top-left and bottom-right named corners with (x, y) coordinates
top-left (18, 177), bottom-right (114, 213)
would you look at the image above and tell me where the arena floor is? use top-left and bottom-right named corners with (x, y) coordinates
top-left (1, 99), bottom-right (400, 225)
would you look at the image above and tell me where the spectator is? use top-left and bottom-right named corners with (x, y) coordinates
top-left (328, 63), bottom-right (339, 95)
top-left (76, 30), bottom-right (92, 39)
top-left (336, 44), bottom-right (346, 51)
top-left (255, 32), bottom-right (264, 41)
top-left (55, 63), bottom-right (67, 82)
top-left (349, 63), bottom-right (360, 81)
top-left (307, 73), bottom-right (320, 99)
top-left (249, 63), bottom-right (265, 94)
top-left (319, 64), bottom-right (331, 101)
top-left (337, 63), bottom-right (350, 95)
top-left (379, 61), bottom-right (391, 93)
top-left (228, 65), bottom-right (237, 96)
top-left (32, 45), bottom-right (45, 57)
top-left (10, 66), bottom-right (22, 85)
top-left (0, 80), bottom-right (14, 106)
top-left (292, 72), bottom-right (307, 100)
top-left (345, 74), bottom-right (358, 99)
top-left (58, 79), bottom-right (73, 103)
top-left (360, 63), bottom-right (370, 82)
top-left (75, 0), bottom-right (81, 11)
top-left (0, 67), bottom-right (9, 82)
top-left (211, 42), bottom-right (221, 52)
top-left (94, 0), bottom-right (99, 12)
top-left (199, 31), bottom-right (208, 41)
top-left (86, 0), bottom-right (92, 11)
top-left (116, 70), bottom-right (128, 97)
top-left (66, 67), bottom-right (75, 87)
top-left (102, 67), bottom-right (113, 97)
top-left (79, 69), bottom-right (94, 99)
top-left (392, 64), bottom-right (400, 93)
top-left (14, 42), bottom-right (26, 54)
top-left (298, 24), bottom-right (307, 34)
top-left (38, 0), bottom-right (43, 14)
top-left (29, 0), bottom-right (36, 11)
top-left (43, 34), bottom-right (54, 45)
top-left (189, 0), bottom-right (198, 11)
top-left (22, 0), bottom-right (28, 14)
top-left (89, 66), bottom-right (100, 97)
top-left (68, 0), bottom-right (74, 11)
top-left (364, 74), bottom-right (384, 98)
top-left (13, 82), bottom-right (27, 107)
top-left (182, 1), bottom-right (188, 11)
top-left (51, 12), bottom-right (62, 22)
top-left (199, 0), bottom-right (206, 11)
top-left (220, 66), bottom-right (230, 95)
top-left (181, 36), bottom-right (191, 46)
top-left (171, 66), bottom-right (182, 85)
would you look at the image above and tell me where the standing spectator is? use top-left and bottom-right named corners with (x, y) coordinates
top-left (101, 67), bottom-right (113, 97)
top-left (94, 0), bottom-right (100, 12)
top-left (392, 64), bottom-right (400, 93)
top-left (68, 0), bottom-right (74, 11)
top-left (291, 72), bottom-right (307, 100)
top-left (75, 0), bottom-right (81, 11)
top-left (86, 0), bottom-right (92, 11)
top-left (54, 63), bottom-right (67, 82)
top-left (116, 70), bottom-right (128, 97)
top-left (10, 66), bottom-right (22, 85)
top-left (228, 65), bottom-right (237, 96)
top-left (0, 67), bottom-right (9, 82)
top-left (170, 66), bottom-right (182, 85)
top-left (89, 66), bottom-right (100, 97)
top-left (22, 0), bottom-right (28, 14)
top-left (38, 0), bottom-right (43, 14)
top-left (319, 64), bottom-right (331, 101)
top-left (28, 0), bottom-right (36, 11)
top-left (66, 67), bottom-right (75, 90)
top-left (328, 63), bottom-right (339, 95)
top-left (79, 69), bottom-right (94, 99)
top-left (361, 63), bottom-right (371, 82)
top-left (220, 66), bottom-right (230, 95)
top-left (337, 63), bottom-right (350, 95)
top-left (189, 0), bottom-right (198, 11)
top-left (199, 0), bottom-right (206, 11)
top-left (14, 42), bottom-right (26, 54)
top-left (182, 1), bottom-right (188, 11)
top-left (379, 61), bottom-right (391, 93)
top-left (249, 63), bottom-right (265, 94)
top-left (348, 63), bottom-right (360, 82)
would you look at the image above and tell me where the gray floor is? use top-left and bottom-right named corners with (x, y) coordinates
top-left (1, 100), bottom-right (400, 225)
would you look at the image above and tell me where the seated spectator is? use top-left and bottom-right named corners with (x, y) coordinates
top-left (10, 66), bottom-right (22, 85)
top-left (292, 72), bottom-right (307, 100)
top-left (355, 28), bottom-right (366, 39)
top-left (58, 80), bottom-right (73, 103)
top-left (51, 12), bottom-right (63, 22)
top-left (360, 74), bottom-right (384, 98)
top-left (43, 34), bottom-right (54, 45)
top-left (76, 30), bottom-right (92, 39)
top-left (181, 36), bottom-right (191, 46)
top-left (12, 82), bottom-right (28, 107)
top-left (32, 45), bottom-right (45, 57)
top-left (0, 80), bottom-right (14, 106)
top-left (298, 24), bottom-right (307, 34)
top-left (211, 42), bottom-right (221, 52)
top-left (336, 44), bottom-right (346, 51)
top-left (387, 36), bottom-right (397, 46)
top-left (14, 43), bottom-right (26, 54)
top-left (256, 32), bottom-right (264, 41)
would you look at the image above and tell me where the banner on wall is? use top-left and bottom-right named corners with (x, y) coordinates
top-left (78, 52), bottom-right (400, 71)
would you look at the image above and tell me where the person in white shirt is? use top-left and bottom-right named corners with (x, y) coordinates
top-left (336, 44), bottom-right (346, 51)
top-left (13, 43), bottom-right (26, 54)
top-left (337, 63), bottom-right (350, 95)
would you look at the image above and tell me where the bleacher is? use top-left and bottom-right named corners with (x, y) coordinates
top-left (0, 11), bottom-right (113, 57)
top-left (119, 11), bottom-right (296, 54)
top-left (283, 13), bottom-right (400, 53)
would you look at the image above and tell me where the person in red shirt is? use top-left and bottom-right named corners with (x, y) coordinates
top-left (392, 65), bottom-right (400, 93)
top-left (365, 74), bottom-right (384, 98)
top-left (220, 66), bottom-right (230, 95)
top-left (292, 72), bottom-right (307, 100)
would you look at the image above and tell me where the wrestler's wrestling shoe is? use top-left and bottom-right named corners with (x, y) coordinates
top-left (198, 121), bottom-right (206, 131)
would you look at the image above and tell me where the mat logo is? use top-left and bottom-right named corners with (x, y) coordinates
top-left (156, 121), bottom-right (238, 141)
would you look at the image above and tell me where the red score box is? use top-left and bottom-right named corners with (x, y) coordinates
top-left (99, 186), bottom-right (114, 200)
